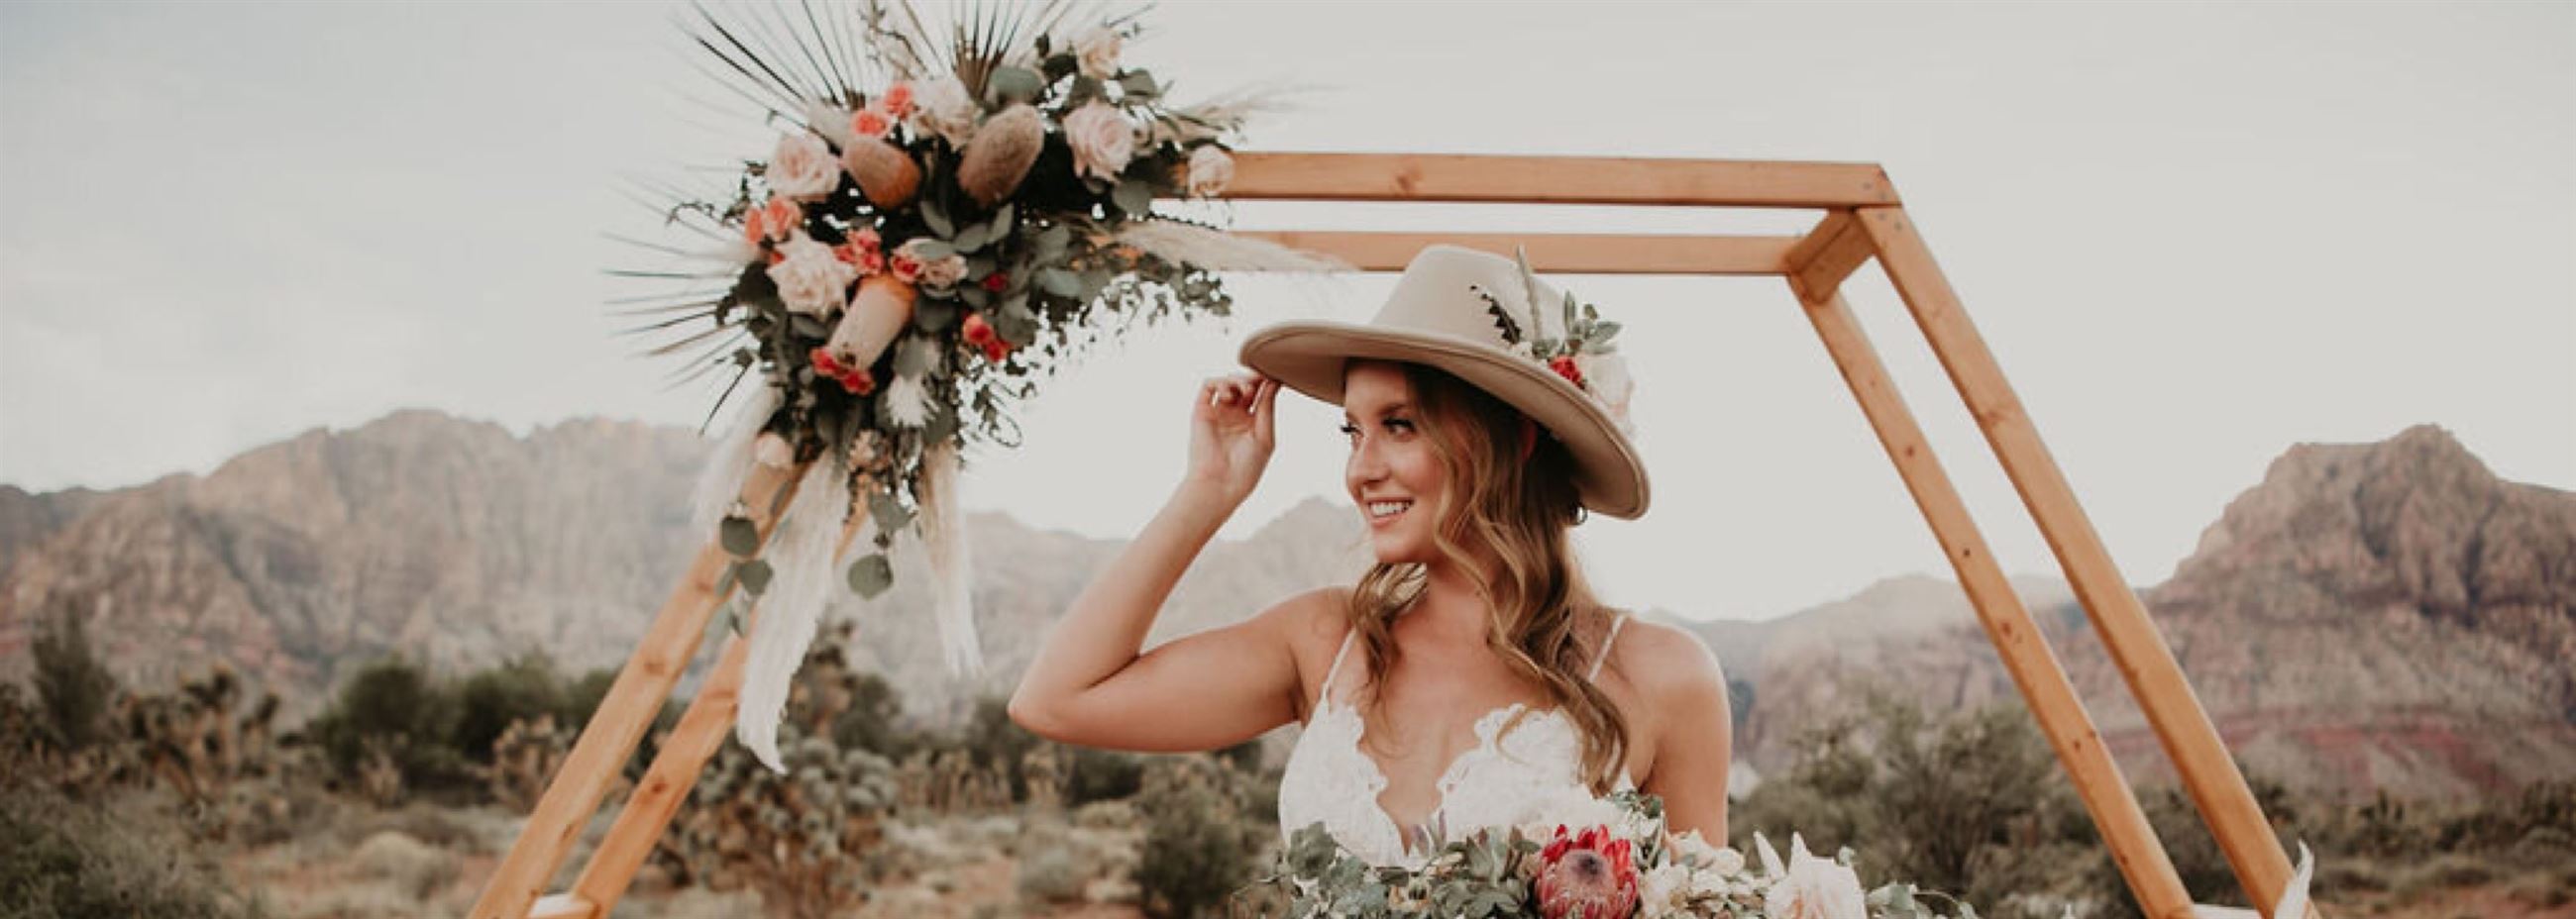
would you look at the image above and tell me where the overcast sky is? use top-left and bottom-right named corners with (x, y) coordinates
top-left (3, 1), bottom-right (2569, 622)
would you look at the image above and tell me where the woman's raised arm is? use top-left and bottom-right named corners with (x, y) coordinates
top-left (1007, 372), bottom-right (1313, 753)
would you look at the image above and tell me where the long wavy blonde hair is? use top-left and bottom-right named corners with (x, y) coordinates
top-left (1342, 359), bottom-right (1630, 795)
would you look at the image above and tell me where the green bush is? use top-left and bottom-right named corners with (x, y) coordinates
top-left (450, 652), bottom-right (572, 765)
top-left (305, 656), bottom-right (469, 794)
top-left (1133, 755), bottom-right (1268, 919)
top-left (0, 785), bottom-right (267, 919)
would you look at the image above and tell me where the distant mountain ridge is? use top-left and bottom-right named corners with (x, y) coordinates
top-left (3, 414), bottom-right (2564, 798)
top-left (1684, 424), bottom-right (2576, 799)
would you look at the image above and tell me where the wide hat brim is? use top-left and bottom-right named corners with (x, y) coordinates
top-left (1238, 321), bottom-right (1650, 520)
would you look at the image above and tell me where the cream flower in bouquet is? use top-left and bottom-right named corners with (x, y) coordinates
top-left (1064, 100), bottom-right (1137, 181)
top-left (1759, 832), bottom-right (1870, 919)
top-left (765, 132), bottom-right (840, 200)
top-left (769, 233), bottom-right (859, 318)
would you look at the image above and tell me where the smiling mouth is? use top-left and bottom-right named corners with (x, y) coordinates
top-left (1366, 500), bottom-right (1413, 524)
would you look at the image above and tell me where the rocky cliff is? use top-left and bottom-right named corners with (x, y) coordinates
top-left (5, 414), bottom-right (2563, 798)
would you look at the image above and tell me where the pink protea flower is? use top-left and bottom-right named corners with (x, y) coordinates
top-left (1535, 824), bottom-right (1640, 919)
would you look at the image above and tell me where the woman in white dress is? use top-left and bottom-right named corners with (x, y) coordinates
top-left (1009, 245), bottom-right (1733, 865)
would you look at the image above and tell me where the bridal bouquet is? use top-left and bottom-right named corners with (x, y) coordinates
top-left (1262, 791), bottom-right (1976, 919)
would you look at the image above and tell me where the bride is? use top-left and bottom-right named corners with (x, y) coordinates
top-left (1009, 245), bottom-right (1733, 867)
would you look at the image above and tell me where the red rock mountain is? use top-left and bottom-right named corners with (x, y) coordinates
top-left (3, 414), bottom-right (2562, 798)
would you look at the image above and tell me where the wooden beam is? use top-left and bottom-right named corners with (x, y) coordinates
top-left (1235, 231), bottom-right (1800, 275)
top-left (1781, 210), bottom-right (1877, 301)
top-left (566, 511), bottom-right (873, 917)
top-left (1856, 205), bottom-right (2307, 917)
top-left (469, 460), bottom-right (805, 919)
top-left (1224, 152), bottom-right (1899, 208)
top-left (1794, 285), bottom-right (2196, 919)
top-left (525, 893), bottom-right (595, 919)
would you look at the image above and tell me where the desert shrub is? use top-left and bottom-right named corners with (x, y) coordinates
top-left (352, 830), bottom-right (461, 900)
top-left (31, 607), bottom-right (117, 753)
top-left (450, 652), bottom-right (572, 765)
top-left (1063, 745), bottom-right (1145, 805)
top-left (305, 656), bottom-right (470, 795)
top-left (1133, 754), bottom-right (1269, 919)
top-left (0, 784), bottom-right (267, 919)
top-left (1015, 819), bottom-right (1093, 905)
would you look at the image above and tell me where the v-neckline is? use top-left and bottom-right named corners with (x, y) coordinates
top-left (1324, 693), bottom-right (1560, 852)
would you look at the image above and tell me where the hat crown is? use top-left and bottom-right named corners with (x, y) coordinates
top-left (1373, 245), bottom-right (1566, 349)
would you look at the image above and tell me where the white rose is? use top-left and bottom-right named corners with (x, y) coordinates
top-left (1764, 838), bottom-right (1868, 919)
top-left (1072, 25), bottom-right (1123, 80)
top-left (767, 232), bottom-right (858, 318)
top-left (1639, 864), bottom-right (1692, 917)
top-left (1062, 101), bottom-right (1136, 182)
top-left (907, 74), bottom-right (979, 148)
top-left (1573, 352), bottom-right (1636, 435)
top-left (766, 132), bottom-right (841, 201)
top-left (918, 255), bottom-right (967, 289)
top-left (1186, 145), bottom-right (1234, 197)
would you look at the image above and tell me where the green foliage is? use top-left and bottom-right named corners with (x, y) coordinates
top-left (0, 784), bottom-right (268, 919)
top-left (450, 652), bottom-right (572, 765)
top-left (1133, 755), bottom-right (1269, 919)
top-left (305, 656), bottom-right (468, 795)
top-left (31, 607), bottom-right (117, 753)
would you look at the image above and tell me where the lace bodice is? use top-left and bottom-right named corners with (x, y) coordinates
top-left (1275, 611), bottom-right (1635, 868)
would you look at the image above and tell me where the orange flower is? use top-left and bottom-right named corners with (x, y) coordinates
top-left (838, 368), bottom-right (877, 395)
top-left (881, 81), bottom-right (915, 119)
top-left (851, 106), bottom-right (893, 140)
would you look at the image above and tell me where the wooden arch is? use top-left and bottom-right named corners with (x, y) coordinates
top-left (474, 153), bottom-right (2310, 919)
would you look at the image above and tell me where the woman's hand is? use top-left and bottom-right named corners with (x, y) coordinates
top-left (1184, 371), bottom-right (1278, 508)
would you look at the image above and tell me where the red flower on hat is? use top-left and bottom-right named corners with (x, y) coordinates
top-left (1548, 355), bottom-right (1585, 388)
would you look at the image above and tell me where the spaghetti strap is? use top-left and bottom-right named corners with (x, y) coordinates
top-left (1586, 611), bottom-right (1629, 681)
top-left (1317, 628), bottom-right (1358, 709)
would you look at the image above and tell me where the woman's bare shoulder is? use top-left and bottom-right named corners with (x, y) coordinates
top-left (1275, 584), bottom-right (1353, 647)
top-left (1607, 615), bottom-right (1728, 698)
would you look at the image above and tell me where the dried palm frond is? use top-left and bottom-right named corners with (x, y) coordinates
top-left (1111, 217), bottom-right (1350, 273)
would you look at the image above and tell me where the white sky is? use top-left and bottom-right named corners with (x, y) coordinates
top-left (3, 1), bottom-right (2569, 622)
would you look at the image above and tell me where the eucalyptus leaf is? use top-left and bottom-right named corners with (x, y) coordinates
top-left (911, 238), bottom-right (957, 260)
top-left (1036, 267), bottom-right (1082, 297)
top-left (1118, 69), bottom-right (1158, 97)
top-left (719, 515), bottom-right (760, 557)
top-left (1112, 177), bottom-right (1153, 215)
top-left (921, 198), bottom-right (954, 239)
top-left (953, 222), bottom-right (990, 254)
top-left (789, 312), bottom-right (829, 339)
top-left (991, 203), bottom-right (1016, 236)
top-left (846, 553), bottom-right (894, 598)
top-left (894, 335), bottom-right (933, 378)
top-left (1034, 224), bottom-right (1070, 259)
top-left (912, 297), bottom-right (959, 333)
top-left (959, 284), bottom-right (990, 308)
top-left (738, 558), bottom-right (773, 595)
top-left (868, 490), bottom-right (913, 535)
top-left (986, 66), bottom-right (1045, 105)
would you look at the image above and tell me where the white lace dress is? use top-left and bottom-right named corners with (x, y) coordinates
top-left (1274, 611), bottom-right (1635, 869)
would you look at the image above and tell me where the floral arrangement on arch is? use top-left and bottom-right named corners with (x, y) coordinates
top-left (1255, 791), bottom-right (1980, 919)
top-left (619, 0), bottom-right (1335, 772)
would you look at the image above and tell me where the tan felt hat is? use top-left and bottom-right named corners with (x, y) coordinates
top-left (1238, 244), bottom-right (1648, 520)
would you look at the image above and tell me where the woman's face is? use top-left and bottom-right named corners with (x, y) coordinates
top-left (1342, 361), bottom-right (1449, 565)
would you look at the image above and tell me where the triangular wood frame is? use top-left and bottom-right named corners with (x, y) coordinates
top-left (473, 153), bottom-right (2313, 919)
